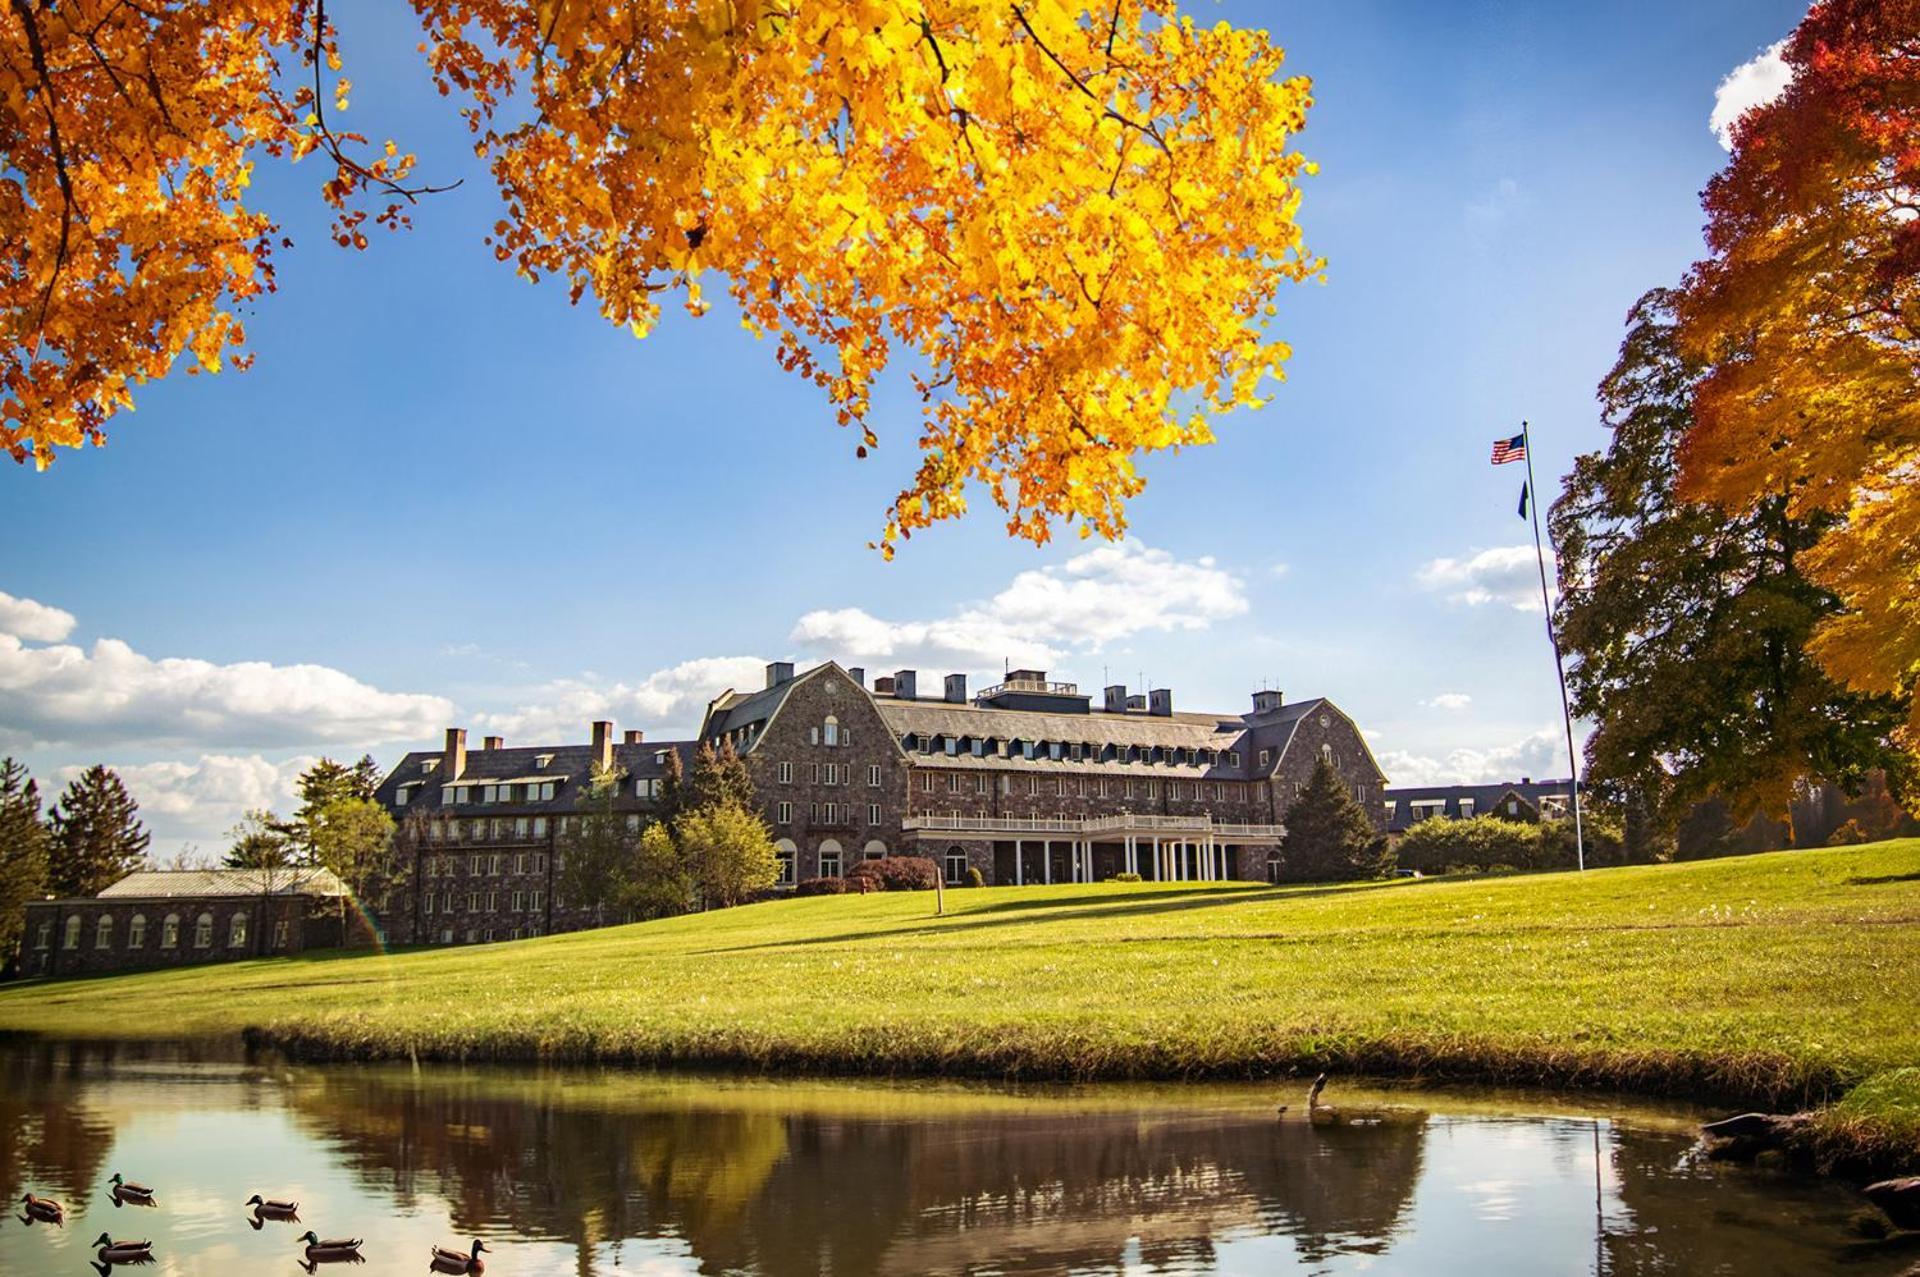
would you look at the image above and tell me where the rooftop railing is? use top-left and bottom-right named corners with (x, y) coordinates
top-left (976, 677), bottom-right (1081, 699)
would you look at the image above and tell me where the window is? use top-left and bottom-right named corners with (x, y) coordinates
top-left (487, 891), bottom-right (500, 911)
top-left (162, 914), bottom-right (180, 949)
top-left (867, 803), bottom-right (881, 825)
top-left (95, 914), bottom-right (114, 949)
top-left (1321, 744), bottom-right (1333, 765)
top-left (627, 814), bottom-right (641, 832)
top-left (975, 775), bottom-right (989, 795)
top-left (945, 848), bottom-right (968, 884)
top-left (194, 913), bottom-right (214, 949)
top-left (1540, 796), bottom-right (1570, 820)
top-left (515, 817), bottom-right (530, 837)
top-left (468, 892), bottom-right (480, 911)
top-left (1258, 749), bottom-right (1271, 768)
top-left (1459, 798), bottom-right (1475, 818)
top-left (823, 802), bottom-right (838, 824)
top-left (1229, 751), bottom-right (1242, 767)
top-left (776, 840), bottom-right (797, 885)
top-left (1267, 852), bottom-right (1284, 885)
top-left (945, 737), bottom-right (959, 755)
top-left (515, 852), bottom-right (528, 873)
top-left (533, 817), bottom-right (548, 837)
top-left (229, 912), bottom-right (248, 949)
top-left (946, 773), bottom-right (960, 792)
top-left (818, 841), bottom-right (843, 878)
top-left (1028, 776), bottom-right (1039, 796)
top-left (1055, 777), bottom-right (1066, 796)
top-left (424, 894), bottom-right (435, 915)
top-left (922, 772), bottom-right (934, 792)
top-left (1145, 780), bottom-right (1158, 799)
top-left (128, 914), bottom-right (146, 949)
top-left (441, 892), bottom-right (453, 913)
top-left (473, 819), bottom-right (488, 842)
top-left (1100, 778), bottom-right (1110, 797)
top-left (1411, 800), bottom-right (1446, 823)
top-left (512, 890), bottom-right (525, 912)
top-left (778, 802), bottom-right (793, 824)
top-left (779, 762), bottom-right (794, 784)
top-left (430, 820), bottom-right (445, 842)
top-left (470, 854), bottom-right (484, 874)
top-left (396, 786), bottom-right (411, 806)
top-left (530, 891), bottom-right (545, 911)
top-left (824, 716), bottom-right (840, 746)
top-left (33, 920), bottom-right (50, 950)
top-left (868, 765), bottom-right (881, 787)
top-left (534, 852), bottom-right (547, 872)
top-left (272, 920), bottom-right (290, 950)
top-left (538, 782), bottom-right (556, 801)
top-left (491, 853), bottom-right (504, 874)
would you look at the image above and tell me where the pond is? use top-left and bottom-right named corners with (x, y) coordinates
top-left (0, 1042), bottom-right (1907, 1276)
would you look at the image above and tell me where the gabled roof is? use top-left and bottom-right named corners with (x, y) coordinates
top-left (377, 741), bottom-right (699, 813)
top-left (98, 868), bottom-right (349, 899)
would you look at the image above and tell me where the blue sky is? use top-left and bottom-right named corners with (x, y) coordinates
top-left (0, 0), bottom-right (1809, 855)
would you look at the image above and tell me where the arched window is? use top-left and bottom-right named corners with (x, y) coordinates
top-left (128, 914), bottom-right (147, 949)
top-left (862, 839), bottom-right (887, 860)
top-left (1266, 852), bottom-right (1285, 885)
top-left (1321, 743), bottom-right (1333, 765)
top-left (945, 847), bottom-right (969, 885)
top-left (161, 914), bottom-right (180, 949)
top-left (62, 915), bottom-right (81, 949)
top-left (94, 914), bottom-right (114, 949)
top-left (775, 838), bottom-right (797, 885)
top-left (193, 912), bottom-right (214, 949)
top-left (823, 715), bottom-right (840, 746)
top-left (229, 912), bottom-right (249, 949)
top-left (817, 839), bottom-right (843, 879)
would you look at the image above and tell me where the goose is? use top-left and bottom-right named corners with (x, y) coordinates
top-left (430, 1239), bottom-right (489, 1273)
top-left (108, 1173), bottom-right (157, 1206)
top-left (298, 1230), bottom-right (364, 1262)
top-left (91, 1232), bottom-right (155, 1262)
top-left (22, 1193), bottom-right (65, 1224)
top-left (246, 1193), bottom-right (301, 1220)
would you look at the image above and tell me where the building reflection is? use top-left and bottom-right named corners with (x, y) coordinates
top-left (283, 1073), bottom-right (1426, 1275)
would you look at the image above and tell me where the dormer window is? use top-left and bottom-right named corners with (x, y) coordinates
top-left (971, 738), bottom-right (986, 757)
top-left (536, 754), bottom-right (554, 769)
top-left (654, 749), bottom-right (669, 766)
top-left (945, 737), bottom-right (959, 755)
top-left (419, 759), bottom-right (437, 774)
top-left (1259, 749), bottom-right (1272, 768)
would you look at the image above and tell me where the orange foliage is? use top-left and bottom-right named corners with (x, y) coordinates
top-left (0, 0), bottom-right (1320, 553)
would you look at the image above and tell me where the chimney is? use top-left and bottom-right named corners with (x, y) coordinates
top-left (1521, 776), bottom-right (1532, 785)
top-left (765, 661), bottom-right (795, 689)
top-left (1148, 688), bottom-right (1173, 717)
top-left (848, 666), bottom-right (866, 689)
top-left (482, 735), bottom-right (503, 751)
top-left (624, 729), bottom-right (645, 744)
top-left (1251, 689), bottom-right (1284, 715)
top-left (591, 720), bottom-right (614, 771)
top-left (944, 673), bottom-right (967, 703)
top-left (444, 728), bottom-right (468, 780)
top-left (1104, 684), bottom-right (1128, 713)
top-left (873, 675), bottom-right (896, 695)
top-left (893, 669), bottom-right (918, 701)
top-left (1126, 694), bottom-right (1147, 711)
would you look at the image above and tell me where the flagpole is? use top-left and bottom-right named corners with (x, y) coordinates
top-left (1520, 419), bottom-right (1586, 871)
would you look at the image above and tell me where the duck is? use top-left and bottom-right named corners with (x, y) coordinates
top-left (246, 1193), bottom-right (301, 1220)
top-left (430, 1239), bottom-right (489, 1273)
top-left (108, 1173), bottom-right (157, 1206)
top-left (21, 1192), bottom-right (65, 1224)
top-left (91, 1232), bottom-right (155, 1262)
top-left (298, 1231), bottom-right (365, 1262)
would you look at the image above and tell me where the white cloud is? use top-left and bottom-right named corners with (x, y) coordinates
top-left (791, 542), bottom-right (1247, 672)
top-left (59, 754), bottom-right (312, 848)
top-left (475, 656), bottom-right (771, 743)
top-left (1417, 545), bottom-right (1554, 612)
top-left (1423, 692), bottom-right (1473, 711)
top-left (0, 595), bottom-right (453, 751)
top-left (1377, 727), bottom-right (1574, 788)
top-left (1711, 38), bottom-right (1792, 150)
top-left (1269, 562), bottom-right (1291, 579)
top-left (0, 590), bottom-right (76, 643)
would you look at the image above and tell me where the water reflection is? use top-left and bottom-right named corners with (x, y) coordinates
top-left (0, 1042), bottom-right (1907, 1277)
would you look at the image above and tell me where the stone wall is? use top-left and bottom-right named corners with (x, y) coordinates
top-left (19, 895), bottom-right (346, 978)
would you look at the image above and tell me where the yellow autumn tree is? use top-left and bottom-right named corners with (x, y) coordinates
top-left (1678, 0), bottom-right (1920, 754)
top-left (0, 0), bottom-right (1319, 552)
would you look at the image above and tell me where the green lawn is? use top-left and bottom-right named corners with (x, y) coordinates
top-left (4, 841), bottom-right (1916, 1139)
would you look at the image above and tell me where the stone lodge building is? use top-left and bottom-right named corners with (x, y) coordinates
top-left (371, 662), bottom-right (1387, 947)
top-left (20, 868), bottom-right (357, 978)
top-left (1381, 778), bottom-right (1576, 834)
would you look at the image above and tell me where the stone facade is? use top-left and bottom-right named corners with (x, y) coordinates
top-left (19, 869), bottom-right (359, 978)
top-left (367, 660), bottom-right (1389, 947)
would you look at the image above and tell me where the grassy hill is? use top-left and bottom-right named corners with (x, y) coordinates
top-left (3, 841), bottom-right (1916, 1162)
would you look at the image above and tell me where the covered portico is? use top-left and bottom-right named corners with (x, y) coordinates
top-left (900, 814), bottom-right (1285, 885)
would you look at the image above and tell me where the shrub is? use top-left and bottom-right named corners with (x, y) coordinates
top-left (844, 855), bottom-right (940, 892)
top-left (1396, 815), bottom-right (1539, 875)
top-left (1110, 871), bottom-right (1142, 883)
top-left (964, 866), bottom-right (985, 888)
top-left (1827, 818), bottom-right (1871, 847)
top-left (794, 876), bottom-right (847, 896)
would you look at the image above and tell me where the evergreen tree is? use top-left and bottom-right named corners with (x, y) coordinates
top-left (1550, 288), bottom-right (1911, 845)
top-left (46, 765), bottom-right (150, 897)
top-left (1279, 758), bottom-right (1390, 883)
top-left (689, 740), bottom-right (756, 813)
top-left (557, 762), bottom-right (637, 922)
top-left (284, 756), bottom-right (383, 862)
top-left (223, 808), bottom-right (294, 869)
top-left (0, 757), bottom-right (51, 971)
top-left (654, 746), bottom-right (690, 830)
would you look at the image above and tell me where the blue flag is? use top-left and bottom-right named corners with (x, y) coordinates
top-left (1517, 480), bottom-right (1529, 519)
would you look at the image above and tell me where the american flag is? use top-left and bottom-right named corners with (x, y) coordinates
top-left (1490, 433), bottom-right (1526, 465)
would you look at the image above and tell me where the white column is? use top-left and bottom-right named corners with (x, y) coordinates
top-left (1015, 838), bottom-right (1024, 886)
top-left (1043, 839), bottom-right (1052, 885)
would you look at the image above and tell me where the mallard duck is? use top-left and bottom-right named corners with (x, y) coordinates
top-left (91, 1232), bottom-right (154, 1262)
top-left (246, 1193), bottom-right (301, 1220)
top-left (298, 1231), bottom-right (364, 1261)
top-left (109, 1173), bottom-right (157, 1206)
top-left (430, 1239), bottom-right (489, 1273)
top-left (21, 1192), bottom-right (64, 1224)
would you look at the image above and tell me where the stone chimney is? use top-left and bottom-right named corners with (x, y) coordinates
top-left (444, 728), bottom-right (468, 780)
top-left (848, 666), bottom-right (865, 689)
top-left (482, 735), bottom-right (503, 750)
top-left (1148, 688), bottom-right (1173, 717)
top-left (1126, 694), bottom-right (1147, 711)
top-left (944, 673), bottom-right (967, 703)
top-left (591, 720), bottom-right (614, 772)
top-left (1104, 684), bottom-right (1128, 713)
top-left (624, 729), bottom-right (645, 744)
top-left (766, 661), bottom-right (795, 688)
top-left (1252, 689), bottom-right (1284, 715)
top-left (873, 675), bottom-right (896, 695)
top-left (893, 669), bottom-right (918, 701)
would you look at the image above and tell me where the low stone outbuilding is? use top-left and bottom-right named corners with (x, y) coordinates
top-left (20, 868), bottom-right (364, 978)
